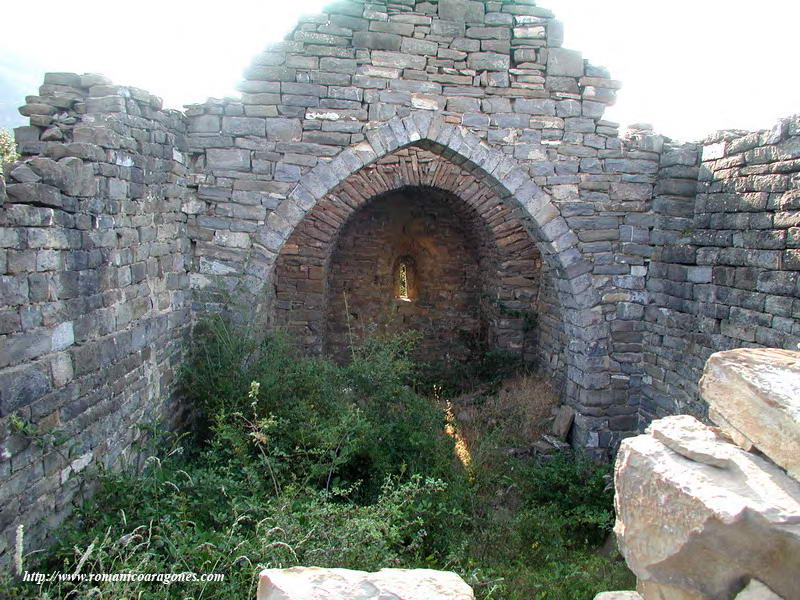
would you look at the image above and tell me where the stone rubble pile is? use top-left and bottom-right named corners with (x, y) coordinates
top-left (606, 348), bottom-right (800, 600)
top-left (531, 403), bottom-right (574, 454)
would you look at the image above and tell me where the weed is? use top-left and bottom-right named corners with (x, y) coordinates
top-left (1, 319), bottom-right (632, 599)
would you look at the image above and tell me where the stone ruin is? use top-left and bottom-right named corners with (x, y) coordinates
top-left (254, 347), bottom-right (800, 600)
top-left (0, 0), bottom-right (798, 588)
top-left (253, 348), bottom-right (800, 600)
top-left (606, 347), bottom-right (800, 600)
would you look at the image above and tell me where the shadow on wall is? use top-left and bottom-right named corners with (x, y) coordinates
top-left (272, 145), bottom-right (557, 373)
top-left (325, 186), bottom-right (497, 363)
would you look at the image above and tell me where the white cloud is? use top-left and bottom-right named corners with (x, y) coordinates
top-left (1, 0), bottom-right (797, 141)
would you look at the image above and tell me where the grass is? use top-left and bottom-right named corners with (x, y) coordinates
top-left (451, 372), bottom-right (560, 449)
top-left (0, 318), bottom-right (633, 599)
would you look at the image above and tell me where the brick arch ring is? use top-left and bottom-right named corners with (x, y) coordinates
top-left (238, 111), bottom-right (611, 451)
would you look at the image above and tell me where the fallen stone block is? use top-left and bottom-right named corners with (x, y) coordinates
top-left (551, 405), bottom-right (575, 440)
top-left (257, 567), bottom-right (474, 600)
top-left (614, 415), bottom-right (800, 599)
top-left (735, 579), bottom-right (785, 599)
top-left (699, 348), bottom-right (800, 480)
top-left (593, 592), bottom-right (643, 600)
top-left (646, 414), bottom-right (733, 469)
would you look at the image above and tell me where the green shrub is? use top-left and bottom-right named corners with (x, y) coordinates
top-left (416, 349), bottom-right (525, 398)
top-left (449, 447), bottom-right (628, 600)
top-left (183, 318), bottom-right (465, 505)
top-left (0, 435), bottom-right (457, 600)
top-left (517, 451), bottom-right (615, 547)
top-left (2, 318), bottom-right (632, 600)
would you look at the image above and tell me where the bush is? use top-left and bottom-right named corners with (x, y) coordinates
top-left (183, 317), bottom-right (465, 504)
top-left (2, 318), bottom-right (632, 600)
top-left (517, 451), bottom-right (615, 547)
top-left (416, 349), bottom-right (525, 398)
top-left (453, 448), bottom-right (626, 600)
top-left (0, 436), bottom-right (457, 600)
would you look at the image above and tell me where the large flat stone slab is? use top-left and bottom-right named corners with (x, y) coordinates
top-left (257, 567), bottom-right (474, 600)
top-left (735, 579), bottom-right (784, 599)
top-left (699, 348), bottom-right (800, 479)
top-left (614, 415), bottom-right (800, 599)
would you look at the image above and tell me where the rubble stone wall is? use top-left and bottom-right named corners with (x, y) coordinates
top-left (324, 187), bottom-right (491, 362)
top-left (323, 181), bottom-right (495, 363)
top-left (1, 0), bottom-right (799, 568)
top-left (0, 74), bottom-right (191, 562)
top-left (641, 118), bottom-right (800, 424)
top-left (182, 0), bottom-right (664, 453)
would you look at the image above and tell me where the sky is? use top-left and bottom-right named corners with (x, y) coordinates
top-left (1, 0), bottom-right (797, 141)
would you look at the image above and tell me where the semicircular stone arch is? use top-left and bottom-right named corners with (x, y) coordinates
top-left (237, 113), bottom-right (612, 451)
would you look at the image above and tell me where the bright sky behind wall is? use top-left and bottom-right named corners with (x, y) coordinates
top-left (1, 0), bottom-right (797, 141)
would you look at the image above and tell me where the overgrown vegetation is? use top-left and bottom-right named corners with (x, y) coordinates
top-left (418, 348), bottom-right (525, 398)
top-left (1, 317), bottom-right (632, 599)
top-left (452, 373), bottom-right (560, 449)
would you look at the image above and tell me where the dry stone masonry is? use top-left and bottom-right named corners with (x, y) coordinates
top-left (0, 0), bottom-right (799, 569)
top-left (0, 73), bottom-right (191, 561)
top-left (642, 123), bottom-right (800, 421)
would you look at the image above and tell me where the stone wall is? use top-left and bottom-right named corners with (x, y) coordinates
top-left (1, 0), bottom-right (799, 569)
top-left (641, 117), bottom-right (800, 424)
top-left (0, 74), bottom-right (191, 562)
top-left (182, 0), bottom-right (666, 454)
top-left (324, 188), bottom-right (494, 363)
top-left (277, 145), bottom-right (547, 364)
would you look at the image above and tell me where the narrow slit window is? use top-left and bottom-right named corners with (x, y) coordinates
top-left (395, 256), bottom-right (415, 301)
top-left (398, 262), bottom-right (409, 299)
